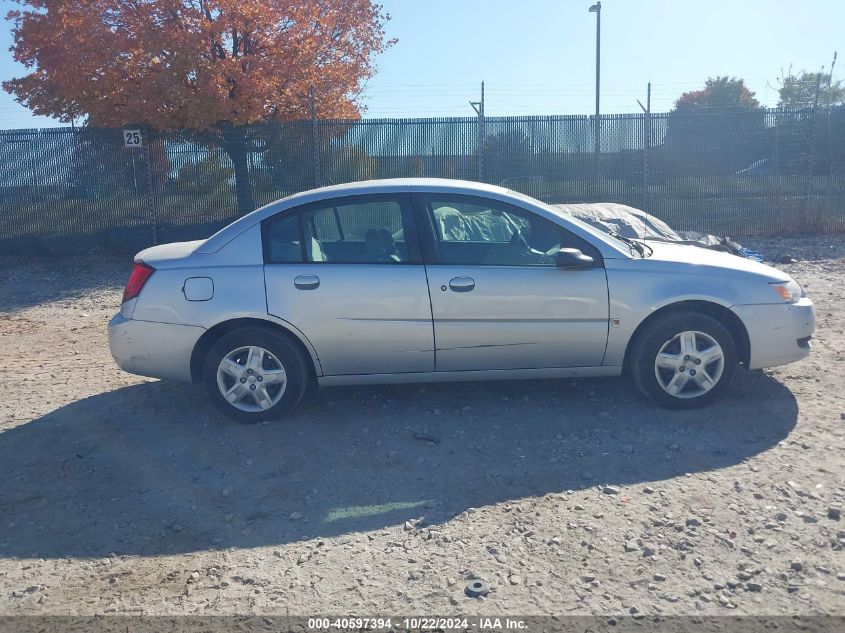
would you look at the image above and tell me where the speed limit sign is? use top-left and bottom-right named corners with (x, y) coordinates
top-left (123, 129), bottom-right (143, 148)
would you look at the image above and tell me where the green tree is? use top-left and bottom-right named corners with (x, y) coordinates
top-left (407, 156), bottom-right (425, 177)
top-left (481, 129), bottom-right (532, 184)
top-left (260, 123), bottom-right (315, 194)
top-left (170, 153), bottom-right (234, 196)
top-left (673, 76), bottom-right (761, 112)
top-left (71, 128), bottom-right (171, 199)
top-left (329, 146), bottom-right (378, 183)
top-left (775, 68), bottom-right (845, 176)
top-left (664, 77), bottom-right (766, 176)
top-left (778, 71), bottom-right (845, 108)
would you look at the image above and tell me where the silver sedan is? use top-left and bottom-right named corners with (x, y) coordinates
top-left (108, 179), bottom-right (815, 423)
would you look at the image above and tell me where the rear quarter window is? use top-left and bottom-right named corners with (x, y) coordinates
top-left (265, 213), bottom-right (302, 263)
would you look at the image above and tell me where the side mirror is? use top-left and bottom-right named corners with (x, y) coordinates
top-left (556, 248), bottom-right (594, 269)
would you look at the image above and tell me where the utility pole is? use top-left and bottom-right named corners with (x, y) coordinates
top-left (469, 81), bottom-right (485, 182)
top-left (589, 2), bottom-right (601, 161)
top-left (310, 87), bottom-right (321, 188)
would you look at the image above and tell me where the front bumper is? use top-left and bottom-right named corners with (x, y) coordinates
top-left (108, 315), bottom-right (204, 382)
top-left (731, 297), bottom-right (815, 370)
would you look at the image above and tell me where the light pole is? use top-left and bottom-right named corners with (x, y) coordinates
top-left (588, 1), bottom-right (601, 159)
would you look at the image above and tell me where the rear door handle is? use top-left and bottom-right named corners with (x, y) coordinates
top-left (294, 274), bottom-right (320, 290)
top-left (448, 276), bottom-right (475, 292)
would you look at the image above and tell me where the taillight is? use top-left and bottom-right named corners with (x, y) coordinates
top-left (122, 262), bottom-right (155, 303)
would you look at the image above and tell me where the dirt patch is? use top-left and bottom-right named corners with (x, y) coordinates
top-left (0, 237), bottom-right (843, 616)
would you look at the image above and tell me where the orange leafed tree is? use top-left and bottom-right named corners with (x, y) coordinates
top-left (3, 0), bottom-right (394, 212)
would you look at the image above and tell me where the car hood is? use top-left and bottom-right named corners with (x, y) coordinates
top-left (642, 240), bottom-right (789, 282)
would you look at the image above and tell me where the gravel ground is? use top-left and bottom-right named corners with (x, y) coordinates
top-left (0, 236), bottom-right (843, 617)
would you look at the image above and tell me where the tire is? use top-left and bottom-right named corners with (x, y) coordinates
top-left (202, 326), bottom-right (309, 423)
top-left (629, 311), bottom-right (737, 409)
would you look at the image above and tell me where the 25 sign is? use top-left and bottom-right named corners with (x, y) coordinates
top-left (123, 129), bottom-right (143, 148)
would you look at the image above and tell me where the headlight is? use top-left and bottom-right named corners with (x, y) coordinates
top-left (770, 279), bottom-right (803, 303)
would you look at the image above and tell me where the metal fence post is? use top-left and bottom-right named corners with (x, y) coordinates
top-left (802, 74), bottom-right (822, 203)
top-left (641, 114), bottom-right (648, 209)
top-left (310, 88), bottom-right (321, 188)
top-left (637, 82), bottom-right (652, 209)
top-left (479, 82), bottom-right (485, 182)
top-left (143, 127), bottom-right (159, 245)
top-left (470, 82), bottom-right (485, 182)
top-left (773, 109), bottom-right (784, 228)
top-left (824, 54), bottom-right (837, 217)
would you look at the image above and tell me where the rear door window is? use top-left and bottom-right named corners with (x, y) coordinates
top-left (264, 195), bottom-right (421, 264)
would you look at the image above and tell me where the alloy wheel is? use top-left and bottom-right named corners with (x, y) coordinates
top-left (653, 330), bottom-right (725, 399)
top-left (216, 345), bottom-right (287, 412)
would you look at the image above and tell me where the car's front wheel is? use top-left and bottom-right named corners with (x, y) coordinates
top-left (630, 311), bottom-right (737, 409)
top-left (203, 327), bottom-right (308, 423)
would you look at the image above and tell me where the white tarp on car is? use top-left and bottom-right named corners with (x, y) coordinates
top-left (554, 203), bottom-right (762, 260)
top-left (554, 203), bottom-right (680, 240)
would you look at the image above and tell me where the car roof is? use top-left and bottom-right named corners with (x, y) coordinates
top-left (284, 178), bottom-right (511, 199)
top-left (198, 179), bottom-right (507, 253)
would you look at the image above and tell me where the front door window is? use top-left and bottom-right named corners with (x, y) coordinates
top-left (423, 196), bottom-right (599, 266)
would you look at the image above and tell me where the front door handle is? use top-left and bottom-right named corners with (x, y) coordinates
top-left (448, 276), bottom-right (475, 292)
top-left (294, 274), bottom-right (320, 290)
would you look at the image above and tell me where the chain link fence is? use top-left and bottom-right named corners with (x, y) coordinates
top-left (1, 106), bottom-right (843, 255)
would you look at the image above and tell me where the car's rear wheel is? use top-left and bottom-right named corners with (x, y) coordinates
top-left (630, 311), bottom-right (737, 409)
top-left (203, 327), bottom-right (308, 423)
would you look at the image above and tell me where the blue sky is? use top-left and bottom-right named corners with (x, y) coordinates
top-left (0, 0), bottom-right (841, 128)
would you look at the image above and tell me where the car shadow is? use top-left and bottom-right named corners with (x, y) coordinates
top-left (0, 370), bottom-right (797, 559)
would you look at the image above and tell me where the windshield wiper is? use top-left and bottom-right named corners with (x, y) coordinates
top-left (607, 230), bottom-right (647, 258)
top-left (627, 238), bottom-right (653, 257)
